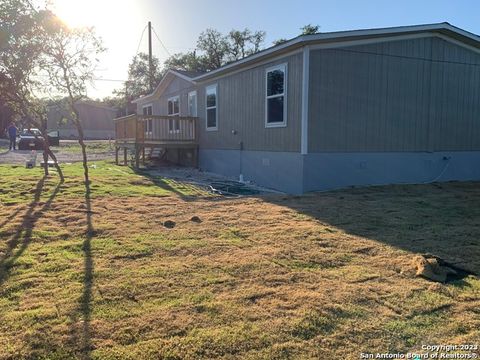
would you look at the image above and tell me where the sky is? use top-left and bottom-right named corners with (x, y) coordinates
top-left (50, 0), bottom-right (480, 99)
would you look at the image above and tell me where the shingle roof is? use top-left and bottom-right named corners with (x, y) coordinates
top-left (172, 69), bottom-right (205, 78)
top-left (193, 22), bottom-right (480, 81)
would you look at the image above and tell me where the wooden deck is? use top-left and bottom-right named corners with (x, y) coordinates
top-left (114, 114), bottom-right (199, 167)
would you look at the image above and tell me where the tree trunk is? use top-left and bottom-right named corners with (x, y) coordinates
top-left (45, 147), bottom-right (64, 181)
top-left (21, 108), bottom-right (64, 181)
top-left (42, 149), bottom-right (49, 176)
top-left (28, 128), bottom-right (49, 176)
top-left (41, 132), bottom-right (64, 182)
top-left (77, 123), bottom-right (89, 184)
top-left (70, 103), bottom-right (89, 184)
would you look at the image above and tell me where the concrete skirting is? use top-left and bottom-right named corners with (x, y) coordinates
top-left (199, 149), bottom-right (304, 194)
top-left (198, 149), bottom-right (480, 193)
top-left (303, 151), bottom-right (480, 192)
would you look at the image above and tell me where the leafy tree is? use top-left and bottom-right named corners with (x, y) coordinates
top-left (272, 38), bottom-right (288, 46)
top-left (111, 27), bottom-right (266, 106)
top-left (125, 52), bottom-right (163, 99)
top-left (101, 94), bottom-right (133, 117)
top-left (0, 98), bottom-right (14, 133)
top-left (0, 0), bottom-right (63, 179)
top-left (196, 28), bottom-right (266, 69)
top-left (163, 51), bottom-right (207, 73)
top-left (108, 52), bottom-right (163, 116)
top-left (162, 27), bottom-right (266, 73)
top-left (42, 15), bottom-right (105, 183)
top-left (272, 24), bottom-right (320, 46)
top-left (196, 28), bottom-right (229, 70)
top-left (301, 24), bottom-right (320, 35)
top-left (227, 28), bottom-right (265, 61)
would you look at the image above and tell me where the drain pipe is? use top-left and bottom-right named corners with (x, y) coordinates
top-left (239, 140), bottom-right (244, 183)
top-left (232, 129), bottom-right (245, 183)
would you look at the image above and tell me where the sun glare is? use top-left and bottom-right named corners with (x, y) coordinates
top-left (52, 0), bottom-right (122, 28)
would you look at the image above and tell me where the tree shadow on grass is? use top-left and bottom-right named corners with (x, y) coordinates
top-left (134, 169), bottom-right (217, 201)
top-left (265, 182), bottom-right (480, 276)
top-left (81, 181), bottom-right (94, 359)
top-left (69, 180), bottom-right (94, 360)
top-left (0, 176), bottom-right (62, 286)
top-left (0, 206), bottom-right (24, 229)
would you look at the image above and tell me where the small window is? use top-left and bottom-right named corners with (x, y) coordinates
top-left (167, 96), bottom-right (180, 133)
top-left (265, 64), bottom-right (287, 127)
top-left (188, 91), bottom-right (197, 117)
top-left (142, 104), bottom-right (153, 134)
top-left (143, 105), bottom-right (152, 115)
top-left (206, 84), bottom-right (217, 130)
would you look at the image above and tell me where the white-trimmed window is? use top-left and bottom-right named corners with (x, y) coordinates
top-left (265, 63), bottom-right (287, 127)
top-left (142, 104), bottom-right (153, 134)
top-left (206, 84), bottom-right (217, 130)
top-left (188, 90), bottom-right (197, 117)
top-left (167, 96), bottom-right (180, 133)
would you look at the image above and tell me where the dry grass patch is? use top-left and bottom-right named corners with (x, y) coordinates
top-left (0, 164), bottom-right (479, 359)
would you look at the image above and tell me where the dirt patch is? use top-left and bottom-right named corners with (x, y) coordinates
top-left (412, 254), bottom-right (474, 283)
top-left (0, 140), bottom-right (114, 165)
top-left (164, 220), bottom-right (176, 228)
top-left (143, 166), bottom-right (279, 196)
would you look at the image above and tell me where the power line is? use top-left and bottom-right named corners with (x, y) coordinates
top-left (164, 46), bottom-right (196, 50)
top-left (89, 24), bottom-right (150, 85)
top-left (91, 77), bottom-right (126, 82)
top-left (135, 24), bottom-right (148, 56)
top-left (151, 26), bottom-right (172, 57)
top-left (33, 74), bottom-right (127, 82)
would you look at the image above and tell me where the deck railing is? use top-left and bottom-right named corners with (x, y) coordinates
top-left (114, 114), bottom-right (198, 144)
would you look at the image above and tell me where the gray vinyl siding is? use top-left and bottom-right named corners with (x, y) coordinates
top-left (137, 77), bottom-right (195, 116)
top-left (308, 36), bottom-right (480, 152)
top-left (196, 52), bottom-right (303, 152)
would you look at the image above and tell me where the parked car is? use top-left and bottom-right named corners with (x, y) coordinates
top-left (17, 129), bottom-right (60, 150)
top-left (47, 130), bottom-right (60, 146)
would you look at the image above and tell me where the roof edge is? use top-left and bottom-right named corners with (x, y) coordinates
top-left (132, 22), bottom-right (480, 101)
top-left (132, 69), bottom-right (196, 103)
top-left (193, 22), bottom-right (480, 81)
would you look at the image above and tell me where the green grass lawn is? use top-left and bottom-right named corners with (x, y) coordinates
top-left (0, 161), bottom-right (210, 206)
top-left (0, 162), bottom-right (479, 359)
top-left (0, 139), bottom-right (113, 154)
top-left (57, 141), bottom-right (115, 154)
top-left (0, 140), bottom-right (8, 152)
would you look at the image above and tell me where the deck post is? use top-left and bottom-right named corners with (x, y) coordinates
top-left (112, 115), bottom-right (200, 167)
top-left (134, 144), bottom-right (140, 169)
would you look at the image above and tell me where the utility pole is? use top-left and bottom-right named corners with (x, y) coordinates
top-left (125, 82), bottom-right (128, 116)
top-left (148, 21), bottom-right (153, 92)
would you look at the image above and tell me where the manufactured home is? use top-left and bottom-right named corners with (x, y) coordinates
top-left (48, 101), bottom-right (117, 140)
top-left (115, 23), bottom-right (480, 193)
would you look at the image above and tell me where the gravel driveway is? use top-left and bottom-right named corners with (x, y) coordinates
top-left (0, 139), bottom-right (115, 165)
